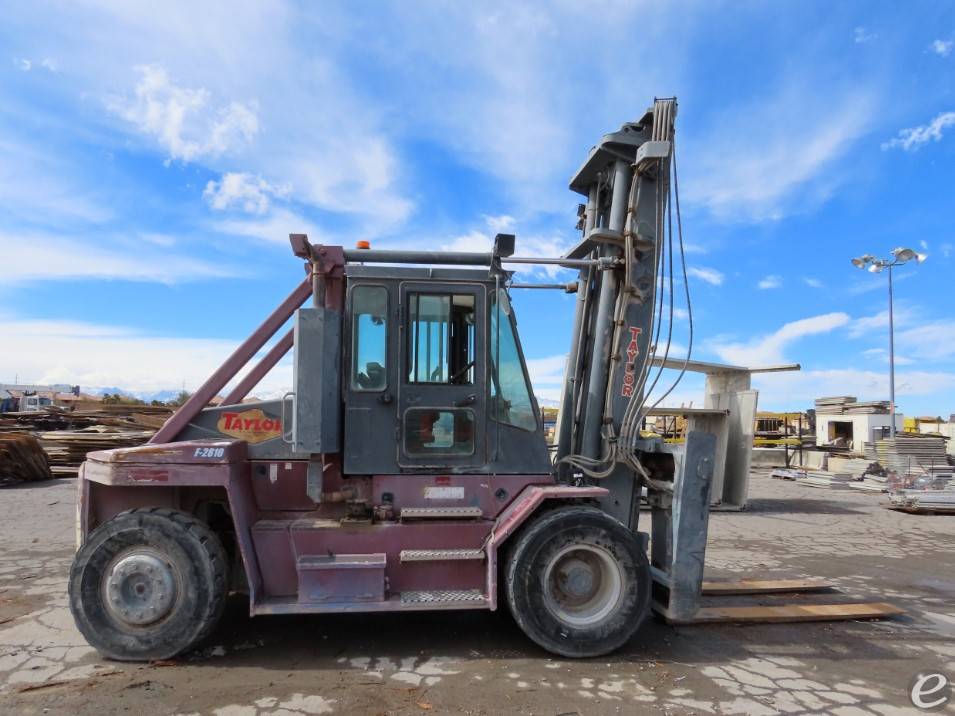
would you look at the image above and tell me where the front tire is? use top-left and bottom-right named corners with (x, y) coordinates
top-left (69, 507), bottom-right (228, 661)
top-left (504, 505), bottom-right (650, 658)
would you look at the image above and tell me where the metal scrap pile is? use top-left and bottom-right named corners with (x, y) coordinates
top-left (0, 406), bottom-right (170, 478)
top-left (0, 432), bottom-right (53, 486)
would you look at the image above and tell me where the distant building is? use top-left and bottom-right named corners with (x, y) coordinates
top-left (0, 384), bottom-right (82, 412)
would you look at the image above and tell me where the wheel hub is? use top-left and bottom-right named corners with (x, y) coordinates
top-left (559, 560), bottom-right (598, 602)
top-left (543, 544), bottom-right (624, 627)
top-left (104, 552), bottom-right (177, 626)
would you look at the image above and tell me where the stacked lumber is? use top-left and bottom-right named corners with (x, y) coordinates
top-left (0, 432), bottom-right (53, 486)
top-left (37, 426), bottom-right (154, 475)
top-left (0, 406), bottom-right (169, 476)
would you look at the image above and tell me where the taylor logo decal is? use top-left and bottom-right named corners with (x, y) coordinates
top-left (217, 409), bottom-right (282, 444)
top-left (621, 326), bottom-right (643, 397)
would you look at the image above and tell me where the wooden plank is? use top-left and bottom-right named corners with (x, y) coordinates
top-left (690, 602), bottom-right (904, 624)
top-left (701, 578), bottom-right (834, 596)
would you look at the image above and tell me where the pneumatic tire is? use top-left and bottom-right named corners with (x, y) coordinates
top-left (69, 507), bottom-right (228, 662)
top-left (505, 505), bottom-right (650, 658)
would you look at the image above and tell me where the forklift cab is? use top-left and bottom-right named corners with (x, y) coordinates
top-left (340, 265), bottom-right (551, 475)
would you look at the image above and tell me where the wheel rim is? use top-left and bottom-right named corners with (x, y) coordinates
top-left (542, 543), bottom-right (624, 627)
top-left (102, 550), bottom-right (178, 627)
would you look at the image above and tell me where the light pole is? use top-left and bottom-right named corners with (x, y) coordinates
top-left (851, 248), bottom-right (927, 438)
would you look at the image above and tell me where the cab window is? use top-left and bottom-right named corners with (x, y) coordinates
top-left (351, 286), bottom-right (388, 391)
top-left (407, 293), bottom-right (475, 385)
top-left (489, 289), bottom-right (538, 431)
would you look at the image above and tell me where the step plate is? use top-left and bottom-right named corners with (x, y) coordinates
top-left (400, 549), bottom-right (484, 562)
top-left (401, 589), bottom-right (485, 605)
top-left (400, 506), bottom-right (483, 519)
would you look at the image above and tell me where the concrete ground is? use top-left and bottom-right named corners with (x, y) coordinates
top-left (1, 471), bottom-right (953, 715)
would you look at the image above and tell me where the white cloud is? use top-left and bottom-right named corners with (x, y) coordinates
top-left (757, 274), bottom-right (782, 289)
top-left (803, 277), bottom-right (823, 288)
top-left (854, 27), bottom-right (877, 44)
top-left (861, 347), bottom-right (914, 366)
top-left (525, 354), bottom-right (567, 400)
top-left (919, 240), bottom-right (929, 250)
top-left (0, 231), bottom-right (239, 284)
top-left (685, 83), bottom-right (874, 221)
top-left (204, 172), bottom-right (289, 214)
top-left (0, 316), bottom-right (292, 396)
top-left (881, 111), bottom-right (955, 152)
top-left (687, 266), bottom-right (724, 286)
top-left (485, 215), bottom-right (516, 234)
top-left (711, 312), bottom-right (850, 366)
top-left (897, 320), bottom-right (955, 361)
top-left (849, 308), bottom-right (955, 361)
top-left (441, 216), bottom-right (571, 277)
top-left (110, 65), bottom-right (259, 163)
top-left (942, 243), bottom-right (953, 258)
top-left (931, 39), bottom-right (953, 57)
top-left (0, 139), bottom-right (111, 226)
top-left (754, 369), bottom-right (955, 411)
top-left (13, 56), bottom-right (57, 72)
top-left (847, 306), bottom-right (915, 339)
top-left (212, 207), bottom-right (323, 245)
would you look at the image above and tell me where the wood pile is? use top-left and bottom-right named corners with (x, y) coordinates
top-left (38, 426), bottom-right (156, 475)
top-left (0, 432), bottom-right (53, 486)
top-left (0, 406), bottom-right (171, 478)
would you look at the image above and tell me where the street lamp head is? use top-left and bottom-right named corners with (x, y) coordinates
top-left (891, 247), bottom-right (928, 264)
top-left (851, 254), bottom-right (875, 269)
top-left (867, 262), bottom-right (884, 273)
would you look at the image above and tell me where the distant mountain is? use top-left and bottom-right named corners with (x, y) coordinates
top-left (89, 387), bottom-right (182, 403)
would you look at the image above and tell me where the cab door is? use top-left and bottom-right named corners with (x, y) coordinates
top-left (397, 282), bottom-right (486, 470)
top-left (343, 281), bottom-right (397, 474)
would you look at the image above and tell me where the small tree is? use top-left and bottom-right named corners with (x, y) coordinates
top-left (169, 390), bottom-right (192, 407)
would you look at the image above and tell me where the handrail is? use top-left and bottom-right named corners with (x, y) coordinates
top-left (149, 277), bottom-right (313, 444)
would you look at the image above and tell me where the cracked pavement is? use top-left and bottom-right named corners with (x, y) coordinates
top-left (0, 471), bottom-right (953, 714)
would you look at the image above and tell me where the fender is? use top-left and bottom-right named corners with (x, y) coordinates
top-left (79, 439), bottom-right (265, 607)
top-left (485, 484), bottom-right (608, 609)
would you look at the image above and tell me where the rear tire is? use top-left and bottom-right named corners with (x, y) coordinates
top-left (504, 505), bottom-right (650, 658)
top-left (69, 507), bottom-right (228, 661)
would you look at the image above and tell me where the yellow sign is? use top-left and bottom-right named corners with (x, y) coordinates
top-left (216, 409), bottom-right (282, 444)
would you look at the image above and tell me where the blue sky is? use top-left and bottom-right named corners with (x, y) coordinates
top-left (1, 2), bottom-right (954, 417)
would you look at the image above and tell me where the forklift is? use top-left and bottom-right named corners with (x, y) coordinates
top-left (69, 99), bottom-right (717, 661)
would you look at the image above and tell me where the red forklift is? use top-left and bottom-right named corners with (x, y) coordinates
top-left (69, 99), bottom-right (718, 660)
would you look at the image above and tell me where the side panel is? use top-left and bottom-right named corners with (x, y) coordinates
top-left (292, 307), bottom-right (342, 454)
